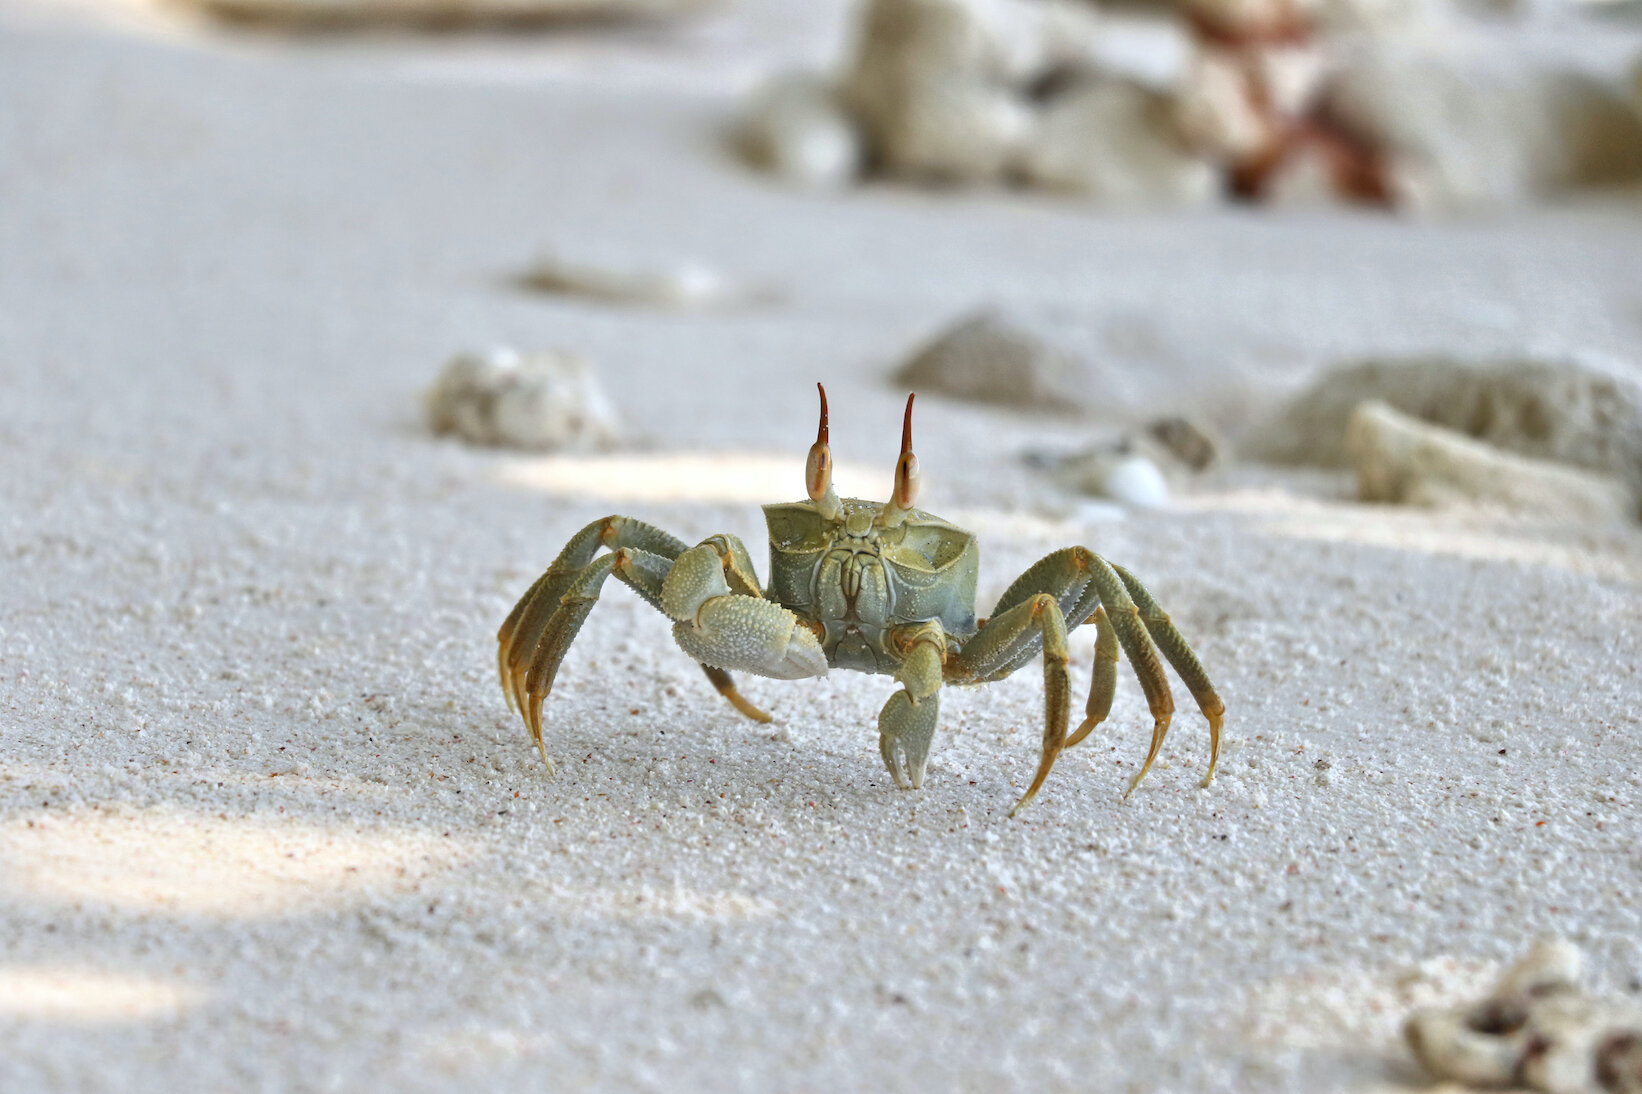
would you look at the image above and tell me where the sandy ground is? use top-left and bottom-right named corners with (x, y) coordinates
top-left (3, 2), bottom-right (1642, 1090)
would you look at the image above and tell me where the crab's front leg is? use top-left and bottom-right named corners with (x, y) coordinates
top-left (661, 540), bottom-right (828, 682)
top-left (877, 623), bottom-right (946, 790)
top-left (498, 517), bottom-right (783, 771)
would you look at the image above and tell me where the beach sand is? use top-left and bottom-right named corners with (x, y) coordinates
top-left (2, 2), bottom-right (1641, 1089)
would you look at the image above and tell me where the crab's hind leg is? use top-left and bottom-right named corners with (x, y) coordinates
top-left (947, 594), bottom-right (1072, 816)
top-left (1078, 554), bottom-right (1178, 799)
top-left (1064, 606), bottom-right (1119, 749)
top-left (1111, 565), bottom-right (1225, 788)
top-left (964, 546), bottom-right (1181, 804)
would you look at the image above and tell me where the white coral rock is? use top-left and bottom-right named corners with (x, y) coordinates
top-left (1406, 939), bottom-right (1642, 1094)
top-left (1024, 79), bottom-right (1218, 207)
top-left (1327, 51), bottom-right (1642, 212)
top-left (738, 73), bottom-right (862, 190)
top-left (1346, 399), bottom-right (1635, 523)
top-left (839, 0), bottom-right (1101, 184)
top-left (426, 348), bottom-right (620, 452)
top-left (1246, 354), bottom-right (1642, 506)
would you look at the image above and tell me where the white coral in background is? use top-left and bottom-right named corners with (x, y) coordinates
top-left (1327, 52), bottom-right (1642, 212)
top-left (839, 0), bottom-right (1101, 184)
top-left (1024, 79), bottom-right (1218, 206)
top-left (426, 348), bottom-right (621, 452)
top-left (1406, 938), bottom-right (1642, 1094)
top-left (738, 73), bottom-right (863, 190)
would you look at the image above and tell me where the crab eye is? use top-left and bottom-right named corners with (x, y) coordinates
top-left (806, 445), bottom-right (832, 501)
top-left (806, 382), bottom-right (834, 502)
top-left (893, 393), bottom-right (919, 510)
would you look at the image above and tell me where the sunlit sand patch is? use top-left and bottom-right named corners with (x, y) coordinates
top-left (497, 451), bottom-right (883, 507)
top-left (0, 806), bottom-right (470, 919)
top-left (1185, 489), bottom-right (1642, 583)
top-left (0, 966), bottom-right (207, 1023)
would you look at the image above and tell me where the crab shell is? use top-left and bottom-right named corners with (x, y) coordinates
top-left (763, 497), bottom-right (978, 675)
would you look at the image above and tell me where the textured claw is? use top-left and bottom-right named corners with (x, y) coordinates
top-left (877, 689), bottom-right (937, 791)
top-left (879, 731), bottom-right (908, 789)
top-left (672, 594), bottom-right (827, 681)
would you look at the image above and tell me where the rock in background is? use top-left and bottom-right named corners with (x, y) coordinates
top-left (739, 0), bottom-right (1642, 213)
top-left (1325, 49), bottom-right (1642, 212)
top-left (179, 0), bottom-right (724, 25)
top-left (892, 310), bottom-right (1102, 413)
top-left (1246, 355), bottom-right (1642, 505)
top-left (839, 0), bottom-right (1102, 184)
top-left (426, 348), bottom-right (621, 451)
top-left (1346, 400), bottom-right (1636, 523)
top-left (1022, 77), bottom-right (1218, 205)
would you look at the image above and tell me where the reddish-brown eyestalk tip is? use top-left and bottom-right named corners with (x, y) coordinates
top-left (806, 383), bottom-right (834, 502)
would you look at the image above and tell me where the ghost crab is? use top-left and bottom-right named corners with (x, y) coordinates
top-left (497, 386), bottom-right (1225, 814)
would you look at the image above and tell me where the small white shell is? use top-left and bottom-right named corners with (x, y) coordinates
top-left (1051, 450), bottom-right (1171, 509)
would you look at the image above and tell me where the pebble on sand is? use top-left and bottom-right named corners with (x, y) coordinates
top-left (426, 348), bottom-right (621, 452)
top-left (1346, 399), bottom-right (1635, 523)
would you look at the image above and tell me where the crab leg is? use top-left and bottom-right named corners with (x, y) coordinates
top-left (499, 516), bottom-right (686, 711)
top-left (1111, 565), bottom-right (1225, 788)
top-left (519, 552), bottom-right (625, 766)
top-left (946, 594), bottom-right (1072, 816)
top-left (1079, 554), bottom-right (1178, 800)
top-left (498, 516), bottom-right (771, 730)
top-left (958, 545), bottom-right (1218, 803)
top-left (1063, 606), bottom-right (1119, 749)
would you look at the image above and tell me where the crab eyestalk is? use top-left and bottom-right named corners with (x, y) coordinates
top-left (876, 393), bottom-right (920, 529)
top-left (807, 383), bottom-right (843, 521)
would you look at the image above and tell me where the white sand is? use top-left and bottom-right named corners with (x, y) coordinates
top-left (3, 3), bottom-right (1642, 1090)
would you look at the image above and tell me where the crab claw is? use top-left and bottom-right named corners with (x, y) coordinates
top-left (877, 689), bottom-right (938, 790)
